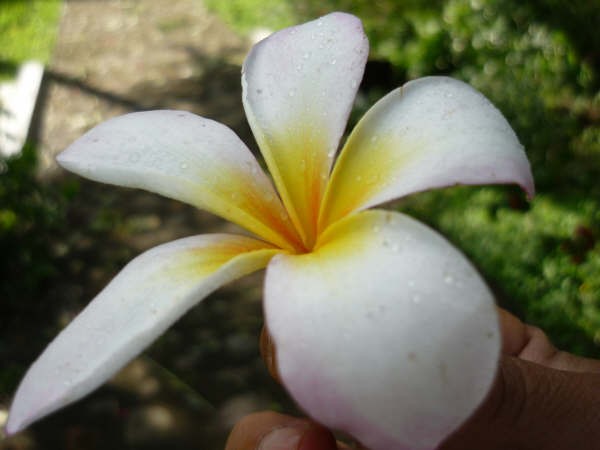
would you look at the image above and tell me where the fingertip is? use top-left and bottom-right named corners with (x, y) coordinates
top-left (298, 424), bottom-right (338, 450)
top-left (226, 411), bottom-right (339, 450)
top-left (497, 308), bottom-right (528, 356)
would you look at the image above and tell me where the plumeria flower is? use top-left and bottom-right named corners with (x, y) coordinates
top-left (6, 12), bottom-right (533, 450)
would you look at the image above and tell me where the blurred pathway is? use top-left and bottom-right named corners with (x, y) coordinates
top-left (3, 2), bottom-right (292, 450)
top-left (39, 0), bottom-right (253, 177)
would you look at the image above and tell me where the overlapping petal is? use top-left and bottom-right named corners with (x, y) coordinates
top-left (319, 77), bottom-right (535, 231)
top-left (57, 110), bottom-right (302, 252)
top-left (242, 12), bottom-right (368, 247)
top-left (6, 234), bottom-right (280, 434)
top-left (265, 210), bottom-right (500, 450)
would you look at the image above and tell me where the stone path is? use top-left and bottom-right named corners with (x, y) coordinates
top-left (2, 2), bottom-right (293, 449)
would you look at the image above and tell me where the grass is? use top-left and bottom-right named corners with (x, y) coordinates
top-left (0, 0), bottom-right (62, 78)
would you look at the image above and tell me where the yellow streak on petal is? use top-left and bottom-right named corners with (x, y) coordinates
top-left (196, 160), bottom-right (304, 253)
top-left (163, 235), bottom-right (281, 282)
top-left (284, 210), bottom-right (390, 280)
top-left (319, 133), bottom-right (411, 233)
top-left (258, 120), bottom-right (330, 250)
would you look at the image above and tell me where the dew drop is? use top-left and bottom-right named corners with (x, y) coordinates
top-left (288, 89), bottom-right (296, 97)
top-left (180, 162), bottom-right (188, 170)
top-left (331, 59), bottom-right (337, 65)
top-left (372, 225), bottom-right (381, 233)
top-left (444, 274), bottom-right (455, 284)
top-left (303, 52), bottom-right (310, 59)
top-left (370, 135), bottom-right (378, 143)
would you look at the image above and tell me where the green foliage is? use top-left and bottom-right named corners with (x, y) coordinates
top-left (0, 146), bottom-right (69, 305)
top-left (0, 0), bottom-right (62, 78)
top-left (203, 0), bottom-right (296, 32)
top-left (207, 0), bottom-right (600, 354)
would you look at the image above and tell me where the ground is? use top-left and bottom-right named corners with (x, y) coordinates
top-left (2, 1), bottom-right (294, 449)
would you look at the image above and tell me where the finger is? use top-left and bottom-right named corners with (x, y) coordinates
top-left (498, 308), bottom-right (600, 373)
top-left (260, 326), bottom-right (281, 383)
top-left (440, 356), bottom-right (600, 450)
top-left (225, 411), bottom-right (340, 450)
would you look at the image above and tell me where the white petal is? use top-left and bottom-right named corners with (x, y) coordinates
top-left (265, 210), bottom-right (500, 450)
top-left (6, 235), bottom-right (279, 434)
top-left (320, 77), bottom-right (534, 230)
top-left (242, 12), bottom-right (368, 247)
top-left (57, 110), bottom-right (302, 251)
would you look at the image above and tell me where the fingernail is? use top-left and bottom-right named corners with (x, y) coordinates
top-left (258, 426), bottom-right (303, 450)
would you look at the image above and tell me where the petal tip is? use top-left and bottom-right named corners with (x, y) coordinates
top-left (4, 411), bottom-right (27, 437)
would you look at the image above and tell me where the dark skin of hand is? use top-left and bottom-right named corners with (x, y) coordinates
top-left (225, 309), bottom-right (600, 450)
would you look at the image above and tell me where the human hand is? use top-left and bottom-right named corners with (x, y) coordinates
top-left (225, 309), bottom-right (600, 450)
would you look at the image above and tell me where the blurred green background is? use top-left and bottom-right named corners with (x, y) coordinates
top-left (1, 0), bottom-right (599, 448)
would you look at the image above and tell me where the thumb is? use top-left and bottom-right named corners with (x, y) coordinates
top-left (440, 355), bottom-right (600, 450)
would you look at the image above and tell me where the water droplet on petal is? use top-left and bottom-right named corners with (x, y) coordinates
top-left (180, 162), bottom-right (188, 170)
